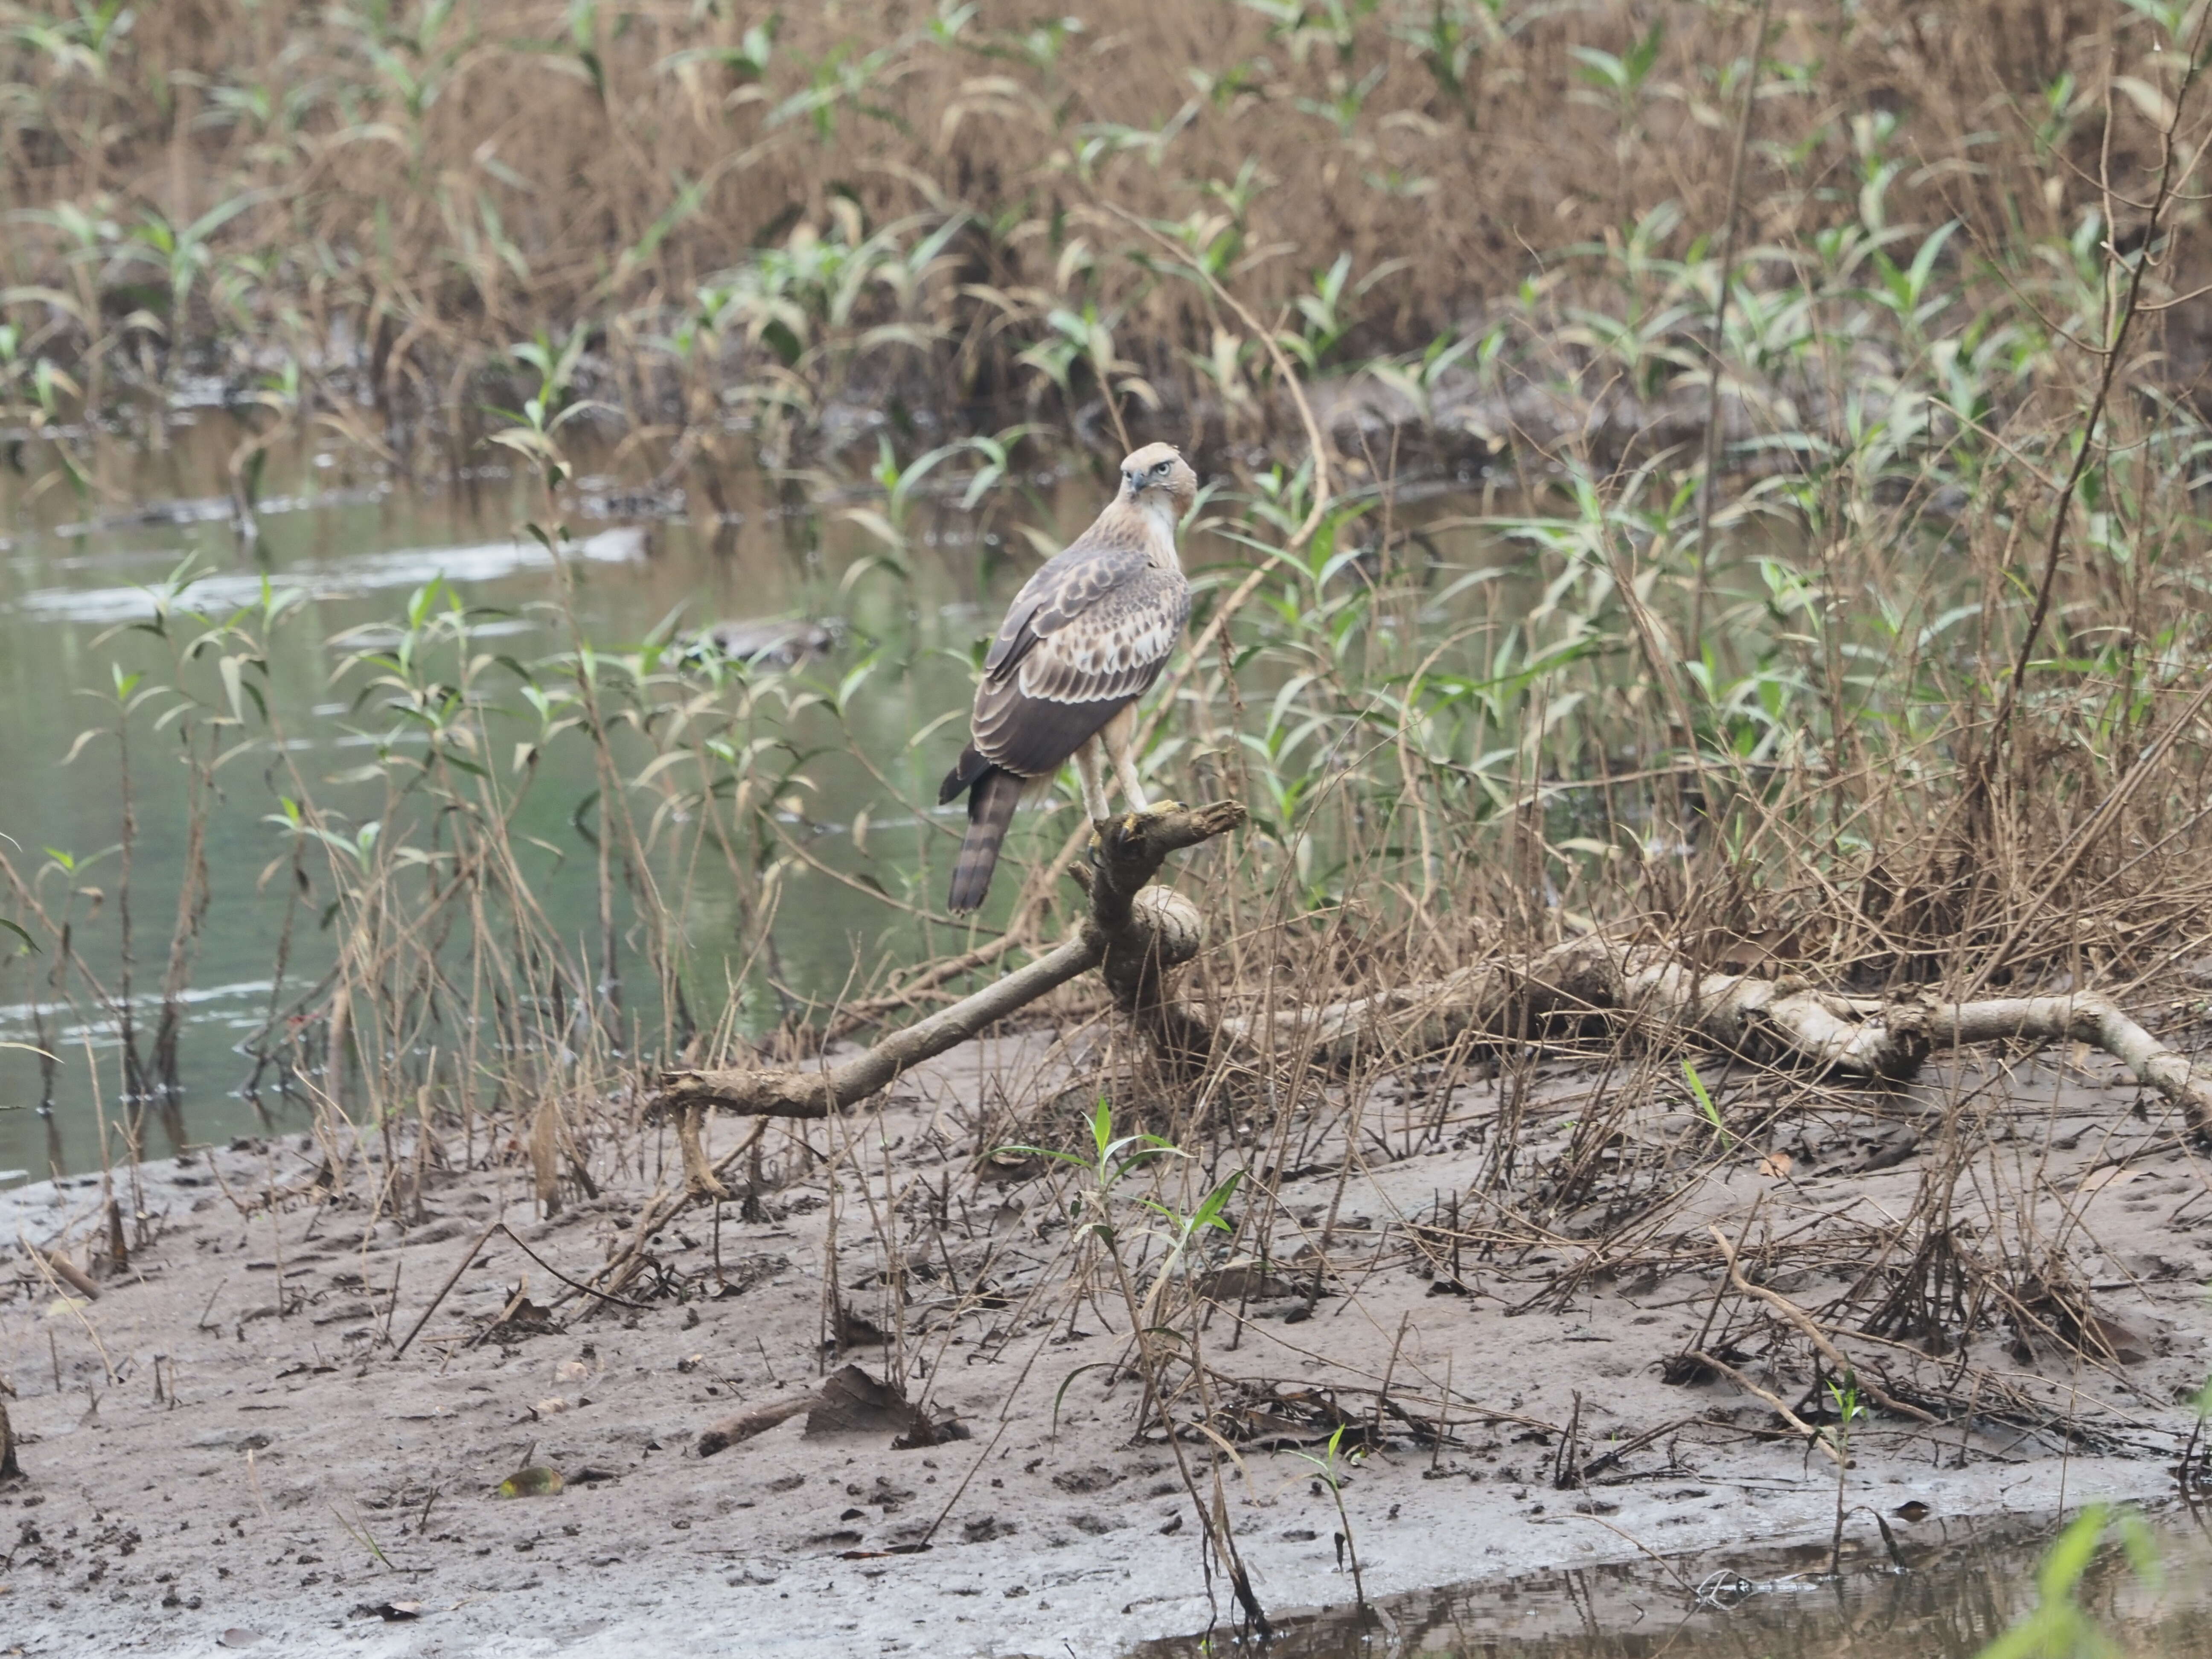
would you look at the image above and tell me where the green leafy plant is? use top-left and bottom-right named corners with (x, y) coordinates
top-left (1289, 1423), bottom-right (1369, 1613)
top-left (1975, 1505), bottom-right (2161, 1659)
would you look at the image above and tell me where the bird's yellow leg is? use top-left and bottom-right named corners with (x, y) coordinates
top-left (1102, 705), bottom-right (1150, 809)
top-left (1075, 736), bottom-right (1112, 825)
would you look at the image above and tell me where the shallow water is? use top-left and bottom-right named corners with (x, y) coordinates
top-left (0, 421), bottom-right (1083, 1176)
top-left (1136, 1510), bottom-right (2212, 1658)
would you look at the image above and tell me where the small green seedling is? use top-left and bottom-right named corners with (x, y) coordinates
top-left (1289, 1424), bottom-right (1370, 1615)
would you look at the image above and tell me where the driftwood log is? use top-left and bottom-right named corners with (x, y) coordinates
top-left (1214, 933), bottom-right (2212, 1132)
top-left (655, 800), bottom-right (1244, 1196)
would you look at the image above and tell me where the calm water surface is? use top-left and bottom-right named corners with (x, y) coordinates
top-left (1137, 1511), bottom-right (2212, 1658)
top-left (0, 421), bottom-right (1078, 1175)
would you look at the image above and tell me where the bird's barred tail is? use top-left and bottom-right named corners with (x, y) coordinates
top-left (948, 768), bottom-right (1024, 913)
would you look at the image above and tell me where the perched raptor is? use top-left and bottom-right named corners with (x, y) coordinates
top-left (940, 442), bottom-right (1198, 912)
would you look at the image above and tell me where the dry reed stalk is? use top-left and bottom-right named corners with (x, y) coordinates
top-left (1, 2), bottom-right (2183, 438)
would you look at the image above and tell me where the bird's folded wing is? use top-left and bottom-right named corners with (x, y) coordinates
top-left (972, 563), bottom-right (1190, 778)
top-left (984, 538), bottom-right (1150, 679)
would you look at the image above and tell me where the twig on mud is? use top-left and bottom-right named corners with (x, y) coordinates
top-left (1694, 1351), bottom-right (1842, 1467)
top-left (493, 1223), bottom-right (651, 1312)
top-left (17, 1232), bottom-right (114, 1382)
top-left (1709, 1225), bottom-right (1938, 1426)
top-left (390, 1218), bottom-right (503, 1360)
top-left (566, 1118), bottom-right (773, 1306)
top-left (20, 1237), bottom-right (99, 1302)
top-left (1577, 1415), bottom-right (1704, 1483)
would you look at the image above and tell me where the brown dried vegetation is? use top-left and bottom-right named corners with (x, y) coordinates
top-left (8, 2), bottom-right (2212, 1633)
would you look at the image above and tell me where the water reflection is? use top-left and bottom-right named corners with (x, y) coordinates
top-left (1133, 1513), bottom-right (2212, 1658)
top-left (6, 524), bottom-right (646, 622)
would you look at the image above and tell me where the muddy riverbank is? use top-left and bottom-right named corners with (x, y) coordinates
top-left (5, 1025), bottom-right (2209, 1656)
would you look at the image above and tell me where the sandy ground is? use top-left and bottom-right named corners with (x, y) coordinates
top-left (3, 1032), bottom-right (2209, 1657)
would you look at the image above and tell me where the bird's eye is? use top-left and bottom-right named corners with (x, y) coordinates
top-left (1152, 460), bottom-right (1171, 477)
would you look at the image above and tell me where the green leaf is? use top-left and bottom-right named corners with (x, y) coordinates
top-left (1051, 1362), bottom-right (1113, 1438)
top-left (2037, 1504), bottom-right (2106, 1602)
top-left (1682, 1060), bottom-right (1723, 1133)
top-left (1190, 1170), bottom-right (1244, 1234)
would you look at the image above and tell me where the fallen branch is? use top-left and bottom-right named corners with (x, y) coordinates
top-left (22, 1240), bottom-right (101, 1302)
top-left (655, 800), bottom-right (1243, 1194)
top-left (1217, 935), bottom-right (2212, 1132)
top-left (1694, 1350), bottom-right (1842, 1467)
top-left (392, 1220), bottom-right (651, 1359)
top-left (696, 1394), bottom-right (812, 1456)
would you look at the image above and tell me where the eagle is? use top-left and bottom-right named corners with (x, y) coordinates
top-left (940, 442), bottom-right (1199, 912)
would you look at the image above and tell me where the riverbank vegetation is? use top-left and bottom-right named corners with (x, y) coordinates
top-left (6, 3), bottom-right (2212, 1631)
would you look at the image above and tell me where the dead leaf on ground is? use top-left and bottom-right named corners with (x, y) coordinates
top-left (807, 1364), bottom-right (926, 1441)
top-left (496, 1465), bottom-right (565, 1498)
top-left (698, 1366), bottom-right (968, 1456)
top-left (973, 1150), bottom-right (1044, 1185)
top-left (832, 1303), bottom-right (890, 1348)
top-left (1756, 1150), bottom-right (1793, 1179)
top-left (484, 1292), bottom-right (562, 1343)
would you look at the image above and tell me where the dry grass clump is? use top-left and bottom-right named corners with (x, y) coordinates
top-left (0, 0), bottom-right (2198, 449)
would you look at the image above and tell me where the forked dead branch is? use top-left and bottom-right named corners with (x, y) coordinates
top-left (1209, 934), bottom-right (2212, 1134)
top-left (653, 800), bottom-right (1243, 1195)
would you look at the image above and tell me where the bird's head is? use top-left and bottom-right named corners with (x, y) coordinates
top-left (1118, 443), bottom-right (1198, 514)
